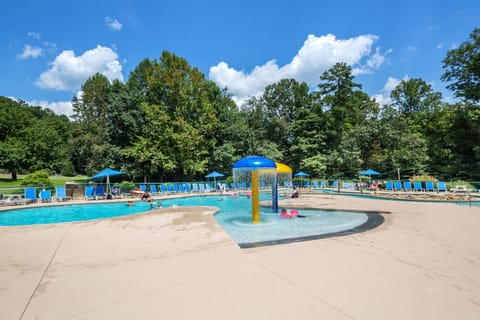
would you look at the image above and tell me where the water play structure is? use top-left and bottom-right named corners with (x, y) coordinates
top-left (232, 155), bottom-right (277, 223)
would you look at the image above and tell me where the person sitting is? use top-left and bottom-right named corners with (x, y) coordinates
top-left (141, 191), bottom-right (151, 202)
top-left (291, 186), bottom-right (299, 198)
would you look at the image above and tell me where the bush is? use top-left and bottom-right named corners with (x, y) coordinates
top-left (120, 181), bottom-right (136, 193)
top-left (20, 170), bottom-right (54, 190)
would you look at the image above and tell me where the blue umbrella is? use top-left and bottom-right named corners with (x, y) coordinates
top-left (90, 168), bottom-right (125, 194)
top-left (205, 171), bottom-right (225, 187)
top-left (294, 171), bottom-right (309, 177)
top-left (359, 169), bottom-right (380, 176)
top-left (294, 171), bottom-right (309, 188)
top-left (359, 168), bottom-right (380, 185)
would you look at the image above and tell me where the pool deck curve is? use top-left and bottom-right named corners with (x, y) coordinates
top-left (1, 193), bottom-right (480, 319)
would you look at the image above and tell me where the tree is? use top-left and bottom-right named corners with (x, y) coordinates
top-left (0, 97), bottom-right (74, 179)
top-left (390, 78), bottom-right (442, 116)
top-left (441, 28), bottom-right (480, 104)
top-left (261, 79), bottom-right (311, 162)
top-left (316, 62), bottom-right (363, 150)
top-left (72, 73), bottom-right (114, 174)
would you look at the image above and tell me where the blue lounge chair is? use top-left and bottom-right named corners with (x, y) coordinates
top-left (437, 181), bottom-right (447, 192)
top-left (95, 186), bottom-right (106, 199)
top-left (304, 181), bottom-right (310, 188)
top-left (55, 187), bottom-right (71, 201)
top-left (139, 185), bottom-right (147, 192)
top-left (85, 186), bottom-right (95, 200)
top-left (159, 184), bottom-right (167, 194)
top-left (425, 181), bottom-right (434, 192)
top-left (394, 181), bottom-right (402, 191)
top-left (179, 184), bottom-right (185, 193)
top-left (403, 181), bottom-right (412, 192)
top-left (166, 184), bottom-right (174, 194)
top-left (111, 185), bottom-right (121, 198)
top-left (192, 183), bottom-right (199, 193)
top-left (205, 184), bottom-right (212, 192)
top-left (150, 184), bottom-right (158, 195)
top-left (185, 183), bottom-right (191, 193)
top-left (173, 184), bottom-right (179, 193)
top-left (320, 180), bottom-right (326, 188)
top-left (413, 181), bottom-right (423, 192)
top-left (199, 183), bottom-right (205, 193)
top-left (39, 189), bottom-right (52, 202)
top-left (385, 181), bottom-right (393, 191)
top-left (312, 180), bottom-right (319, 188)
top-left (333, 180), bottom-right (338, 188)
top-left (24, 187), bottom-right (37, 203)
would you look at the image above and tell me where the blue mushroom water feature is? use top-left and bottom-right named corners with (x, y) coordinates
top-left (233, 155), bottom-right (276, 223)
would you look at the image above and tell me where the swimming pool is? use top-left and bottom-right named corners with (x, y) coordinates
top-left (0, 195), bottom-right (383, 247)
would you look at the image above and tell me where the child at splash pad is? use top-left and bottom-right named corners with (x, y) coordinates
top-left (280, 208), bottom-right (306, 218)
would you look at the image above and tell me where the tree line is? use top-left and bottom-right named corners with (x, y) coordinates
top-left (1, 28), bottom-right (479, 182)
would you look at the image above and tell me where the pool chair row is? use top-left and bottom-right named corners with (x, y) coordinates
top-left (384, 181), bottom-right (447, 192)
top-left (136, 183), bottom-right (218, 195)
top-left (0, 187), bottom-right (72, 206)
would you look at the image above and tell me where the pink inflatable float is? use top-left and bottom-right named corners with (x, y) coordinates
top-left (280, 209), bottom-right (299, 218)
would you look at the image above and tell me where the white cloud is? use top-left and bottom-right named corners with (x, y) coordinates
top-left (28, 100), bottom-right (74, 117)
top-left (27, 32), bottom-right (41, 39)
top-left (105, 16), bottom-right (122, 31)
top-left (17, 45), bottom-right (44, 60)
top-left (373, 75), bottom-right (409, 106)
top-left (209, 33), bottom-right (389, 105)
top-left (36, 45), bottom-right (124, 91)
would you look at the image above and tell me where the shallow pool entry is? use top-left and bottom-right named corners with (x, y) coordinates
top-left (0, 195), bottom-right (384, 248)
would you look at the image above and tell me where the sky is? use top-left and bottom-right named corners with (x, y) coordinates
top-left (1, 0), bottom-right (479, 117)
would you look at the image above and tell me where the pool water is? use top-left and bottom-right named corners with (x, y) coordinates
top-left (0, 195), bottom-right (375, 247)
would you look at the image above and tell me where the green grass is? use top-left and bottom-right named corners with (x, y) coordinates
top-left (0, 174), bottom-right (89, 194)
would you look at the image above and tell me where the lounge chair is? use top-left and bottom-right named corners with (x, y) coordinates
top-left (425, 181), bottom-right (434, 192)
top-left (150, 184), bottom-right (158, 195)
top-left (320, 180), bottom-right (326, 188)
top-left (199, 183), bottom-right (205, 193)
top-left (192, 183), bottom-right (199, 193)
top-left (173, 184), bottom-right (179, 193)
top-left (304, 181), bottom-right (310, 188)
top-left (205, 184), bottom-right (212, 192)
top-left (437, 181), bottom-right (447, 192)
top-left (385, 181), bottom-right (393, 191)
top-left (185, 183), bottom-right (191, 193)
top-left (139, 185), bottom-right (147, 192)
top-left (413, 181), bottom-right (423, 192)
top-left (333, 180), bottom-right (338, 188)
top-left (24, 187), bottom-right (37, 203)
top-left (159, 184), bottom-right (167, 195)
top-left (179, 184), bottom-right (185, 193)
top-left (394, 181), bottom-right (402, 191)
top-left (95, 186), bottom-right (106, 199)
top-left (85, 186), bottom-right (95, 200)
top-left (312, 180), bottom-right (319, 188)
top-left (111, 185), bottom-right (121, 198)
top-left (166, 184), bottom-right (174, 194)
top-left (403, 181), bottom-right (412, 192)
top-left (55, 187), bottom-right (71, 201)
top-left (39, 189), bottom-right (52, 202)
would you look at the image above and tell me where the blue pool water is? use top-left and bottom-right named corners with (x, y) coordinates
top-left (0, 195), bottom-right (375, 247)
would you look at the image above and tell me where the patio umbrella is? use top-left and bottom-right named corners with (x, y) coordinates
top-left (90, 168), bottom-right (125, 194)
top-left (205, 171), bottom-right (225, 187)
top-left (294, 171), bottom-right (309, 187)
top-left (359, 168), bottom-right (380, 184)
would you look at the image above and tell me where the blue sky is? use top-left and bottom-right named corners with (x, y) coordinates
top-left (1, 0), bottom-right (478, 116)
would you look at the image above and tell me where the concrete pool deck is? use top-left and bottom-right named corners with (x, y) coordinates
top-left (0, 193), bottom-right (479, 319)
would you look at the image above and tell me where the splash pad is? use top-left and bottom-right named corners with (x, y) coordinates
top-left (233, 156), bottom-right (276, 223)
